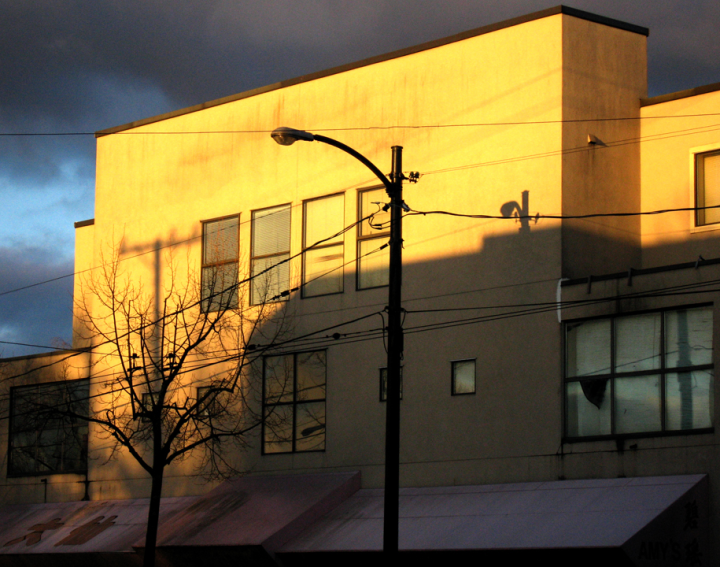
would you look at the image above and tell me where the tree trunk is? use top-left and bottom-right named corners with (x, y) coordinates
top-left (143, 466), bottom-right (164, 567)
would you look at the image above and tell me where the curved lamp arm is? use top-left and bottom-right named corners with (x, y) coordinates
top-left (271, 127), bottom-right (393, 193)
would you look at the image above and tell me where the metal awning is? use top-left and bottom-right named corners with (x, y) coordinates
top-left (278, 474), bottom-right (708, 566)
top-left (0, 473), bottom-right (707, 566)
top-left (0, 472), bottom-right (360, 567)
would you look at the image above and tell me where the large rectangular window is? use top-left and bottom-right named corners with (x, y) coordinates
top-left (303, 194), bottom-right (344, 297)
top-left (565, 306), bottom-right (713, 439)
top-left (9, 380), bottom-right (89, 476)
top-left (201, 215), bottom-right (239, 312)
top-left (251, 204), bottom-right (291, 304)
top-left (696, 150), bottom-right (720, 226)
top-left (263, 351), bottom-right (326, 454)
top-left (357, 188), bottom-right (390, 289)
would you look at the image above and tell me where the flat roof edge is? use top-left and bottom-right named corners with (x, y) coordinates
top-left (74, 218), bottom-right (95, 229)
top-left (0, 347), bottom-right (91, 364)
top-left (641, 81), bottom-right (720, 107)
top-left (96, 5), bottom-right (647, 137)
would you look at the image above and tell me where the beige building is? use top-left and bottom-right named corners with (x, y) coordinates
top-left (1, 6), bottom-right (719, 565)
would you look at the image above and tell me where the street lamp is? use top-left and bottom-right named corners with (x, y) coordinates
top-left (271, 127), bottom-right (405, 556)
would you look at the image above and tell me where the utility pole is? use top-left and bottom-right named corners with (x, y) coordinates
top-left (383, 146), bottom-right (404, 556)
top-left (270, 127), bottom-right (408, 557)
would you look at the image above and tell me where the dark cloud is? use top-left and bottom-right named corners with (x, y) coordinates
top-left (0, 246), bottom-right (73, 358)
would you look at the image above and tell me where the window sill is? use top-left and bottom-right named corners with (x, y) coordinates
top-left (7, 469), bottom-right (88, 479)
top-left (563, 427), bottom-right (714, 444)
top-left (690, 223), bottom-right (720, 234)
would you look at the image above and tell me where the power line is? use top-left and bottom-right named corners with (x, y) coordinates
top-left (3, 273), bottom-right (719, 422)
top-left (423, 122), bottom-right (720, 176)
top-left (405, 203), bottom-right (720, 222)
top-left (4, 112), bottom-right (720, 137)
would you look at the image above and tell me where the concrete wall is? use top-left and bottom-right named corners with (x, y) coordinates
top-left (640, 88), bottom-right (720, 267)
top-left (78, 11), bottom-right (577, 500)
top-left (560, 15), bottom-right (647, 278)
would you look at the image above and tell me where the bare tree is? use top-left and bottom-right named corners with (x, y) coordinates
top-left (56, 245), bottom-right (292, 567)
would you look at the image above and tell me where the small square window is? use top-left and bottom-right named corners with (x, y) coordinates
top-left (696, 150), bottom-right (720, 226)
top-left (196, 386), bottom-right (220, 418)
top-left (379, 367), bottom-right (403, 402)
top-left (452, 360), bottom-right (476, 395)
top-left (141, 392), bottom-right (159, 423)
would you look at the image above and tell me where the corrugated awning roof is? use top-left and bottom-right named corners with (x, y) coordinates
top-left (0, 473), bottom-right (707, 566)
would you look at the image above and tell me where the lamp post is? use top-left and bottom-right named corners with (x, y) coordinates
top-left (271, 127), bottom-right (404, 555)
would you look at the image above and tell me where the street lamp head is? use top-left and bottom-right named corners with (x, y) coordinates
top-left (271, 127), bottom-right (315, 146)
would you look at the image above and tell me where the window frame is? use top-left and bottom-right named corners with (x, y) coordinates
top-left (302, 193), bottom-right (345, 298)
top-left (692, 145), bottom-right (720, 231)
top-left (451, 359), bottom-right (477, 396)
top-left (140, 392), bottom-right (160, 423)
top-left (563, 304), bottom-right (714, 442)
top-left (196, 386), bottom-right (220, 419)
top-left (200, 214), bottom-right (240, 312)
top-left (8, 379), bottom-right (90, 477)
top-left (357, 187), bottom-right (390, 290)
top-left (261, 350), bottom-right (327, 455)
top-left (251, 204), bottom-right (292, 305)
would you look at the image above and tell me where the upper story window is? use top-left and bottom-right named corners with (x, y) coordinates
top-left (262, 351), bottom-right (326, 454)
top-left (303, 194), bottom-right (344, 297)
top-left (201, 215), bottom-right (239, 312)
top-left (357, 187), bottom-right (390, 289)
top-left (696, 150), bottom-right (720, 226)
top-left (251, 204), bottom-right (291, 305)
top-left (9, 380), bottom-right (89, 476)
top-left (565, 305), bottom-right (713, 439)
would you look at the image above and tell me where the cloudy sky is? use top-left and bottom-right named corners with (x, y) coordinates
top-left (1, 0), bottom-right (719, 357)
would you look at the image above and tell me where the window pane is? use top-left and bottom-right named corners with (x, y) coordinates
top-left (565, 381), bottom-right (611, 437)
top-left (251, 254), bottom-right (290, 303)
top-left (698, 152), bottom-right (720, 225)
top-left (615, 375), bottom-right (661, 434)
top-left (263, 350), bottom-right (327, 454)
top-left (452, 360), bottom-right (475, 394)
top-left (358, 238), bottom-right (389, 289)
top-left (295, 401), bottom-right (326, 451)
top-left (203, 217), bottom-right (238, 264)
top-left (296, 351), bottom-right (326, 402)
top-left (359, 188), bottom-right (390, 236)
top-left (202, 263), bottom-right (239, 311)
top-left (665, 307), bottom-right (713, 368)
top-left (265, 355), bottom-right (294, 404)
top-left (263, 404), bottom-right (293, 454)
top-left (304, 244), bottom-right (343, 297)
top-left (666, 370), bottom-right (713, 430)
top-left (615, 313), bottom-right (661, 372)
top-left (566, 319), bottom-right (611, 377)
top-left (305, 194), bottom-right (344, 245)
top-left (253, 205), bottom-right (291, 257)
